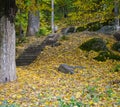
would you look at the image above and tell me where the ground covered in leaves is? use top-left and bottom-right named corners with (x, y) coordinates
top-left (0, 32), bottom-right (120, 107)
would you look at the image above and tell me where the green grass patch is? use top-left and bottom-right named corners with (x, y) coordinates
top-left (0, 100), bottom-right (20, 107)
top-left (110, 64), bottom-right (120, 72)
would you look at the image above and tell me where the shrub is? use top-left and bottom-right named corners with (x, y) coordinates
top-left (36, 27), bottom-right (51, 37)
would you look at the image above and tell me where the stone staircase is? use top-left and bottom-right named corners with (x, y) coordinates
top-left (16, 45), bottom-right (44, 66)
top-left (16, 33), bottom-right (61, 66)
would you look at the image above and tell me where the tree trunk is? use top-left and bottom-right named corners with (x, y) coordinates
top-left (63, 7), bottom-right (68, 18)
top-left (26, 11), bottom-right (40, 36)
top-left (0, 16), bottom-right (16, 83)
top-left (51, 0), bottom-right (55, 34)
top-left (114, 1), bottom-right (120, 31)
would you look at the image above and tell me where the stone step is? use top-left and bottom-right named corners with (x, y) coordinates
top-left (16, 59), bottom-right (35, 65)
top-left (17, 57), bottom-right (37, 61)
top-left (16, 62), bottom-right (32, 66)
top-left (17, 55), bottom-right (37, 59)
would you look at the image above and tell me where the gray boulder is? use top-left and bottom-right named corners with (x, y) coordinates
top-left (45, 33), bottom-right (61, 46)
top-left (113, 32), bottom-right (120, 41)
top-left (58, 64), bottom-right (85, 74)
top-left (97, 26), bottom-right (115, 34)
top-left (79, 38), bottom-right (107, 52)
top-left (112, 41), bottom-right (120, 52)
top-left (61, 26), bottom-right (76, 35)
top-left (58, 64), bottom-right (74, 74)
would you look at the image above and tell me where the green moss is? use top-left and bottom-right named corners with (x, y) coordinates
top-left (79, 38), bottom-right (107, 52)
top-left (60, 35), bottom-right (69, 41)
top-left (94, 51), bottom-right (120, 61)
top-left (79, 38), bottom-right (120, 61)
top-left (112, 42), bottom-right (120, 52)
top-left (87, 22), bottom-right (102, 31)
top-left (76, 26), bottom-right (87, 32)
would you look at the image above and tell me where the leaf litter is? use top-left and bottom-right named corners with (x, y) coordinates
top-left (0, 32), bottom-right (120, 106)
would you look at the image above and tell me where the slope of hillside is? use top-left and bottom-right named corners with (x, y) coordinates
top-left (0, 32), bottom-right (120, 107)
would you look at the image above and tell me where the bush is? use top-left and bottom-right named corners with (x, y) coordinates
top-left (79, 38), bottom-right (107, 52)
top-left (36, 27), bottom-right (51, 37)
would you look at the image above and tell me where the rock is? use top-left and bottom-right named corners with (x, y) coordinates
top-left (58, 64), bottom-right (85, 74)
top-left (61, 26), bottom-right (76, 35)
top-left (79, 38), bottom-right (107, 52)
top-left (94, 50), bottom-right (120, 61)
top-left (51, 42), bottom-right (61, 47)
top-left (54, 25), bottom-right (58, 33)
top-left (112, 41), bottom-right (120, 52)
top-left (58, 64), bottom-right (74, 74)
top-left (87, 21), bottom-right (102, 31)
top-left (67, 26), bottom-right (76, 33)
top-left (76, 26), bottom-right (87, 32)
top-left (113, 32), bottom-right (120, 41)
top-left (45, 33), bottom-right (61, 46)
top-left (97, 25), bottom-right (115, 34)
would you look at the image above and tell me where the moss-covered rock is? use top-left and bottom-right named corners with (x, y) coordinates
top-left (79, 38), bottom-right (107, 52)
top-left (112, 42), bottom-right (120, 52)
top-left (76, 26), bottom-right (87, 32)
top-left (87, 22), bottom-right (102, 31)
top-left (79, 37), bottom-right (120, 61)
top-left (94, 51), bottom-right (120, 61)
top-left (113, 32), bottom-right (120, 41)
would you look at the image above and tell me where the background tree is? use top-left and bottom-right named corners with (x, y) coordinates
top-left (16, 0), bottom-right (51, 36)
top-left (68, 0), bottom-right (115, 26)
top-left (114, 0), bottom-right (120, 31)
top-left (26, 11), bottom-right (40, 36)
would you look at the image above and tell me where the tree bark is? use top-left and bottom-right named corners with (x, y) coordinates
top-left (0, 16), bottom-right (16, 83)
top-left (26, 11), bottom-right (40, 36)
top-left (114, 1), bottom-right (120, 31)
top-left (51, 0), bottom-right (55, 34)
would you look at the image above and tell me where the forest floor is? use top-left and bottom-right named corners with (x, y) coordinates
top-left (0, 32), bottom-right (120, 107)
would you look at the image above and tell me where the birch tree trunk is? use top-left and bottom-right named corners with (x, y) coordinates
top-left (26, 11), bottom-right (40, 36)
top-left (114, 1), bottom-right (120, 31)
top-left (0, 16), bottom-right (16, 83)
top-left (51, 0), bottom-right (55, 34)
